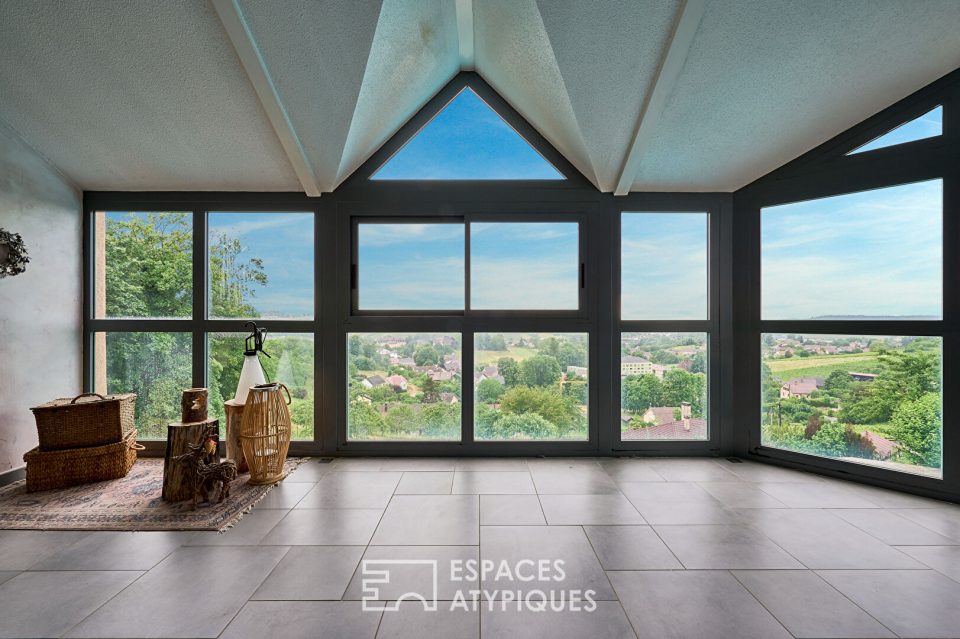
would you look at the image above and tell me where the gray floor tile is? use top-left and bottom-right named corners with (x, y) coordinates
top-left (481, 601), bottom-right (635, 639)
top-left (186, 508), bottom-right (288, 546)
top-left (757, 481), bottom-right (882, 508)
top-left (0, 530), bottom-right (90, 570)
top-left (67, 546), bottom-right (287, 638)
top-left (896, 545), bottom-right (960, 582)
top-left (539, 494), bottom-right (645, 525)
top-left (831, 508), bottom-right (960, 545)
top-left (452, 471), bottom-right (535, 494)
top-left (738, 509), bottom-right (926, 569)
top-left (845, 483), bottom-right (954, 508)
top-left (893, 506), bottom-right (960, 540)
top-left (396, 471), bottom-right (454, 494)
top-left (818, 569), bottom-right (960, 638)
top-left (371, 495), bottom-right (479, 545)
top-left (285, 459), bottom-right (335, 482)
top-left (344, 546), bottom-right (480, 601)
top-left (721, 461), bottom-right (825, 483)
top-left (583, 526), bottom-right (682, 570)
top-left (646, 458), bottom-right (740, 482)
top-left (480, 526), bottom-right (616, 600)
top-left (255, 481), bottom-right (316, 508)
top-left (655, 524), bottom-right (803, 569)
top-left (379, 602), bottom-right (478, 639)
top-left (609, 570), bottom-right (791, 639)
top-left (619, 482), bottom-right (739, 524)
top-left (331, 458), bottom-right (387, 471)
top-left (297, 471), bottom-right (403, 509)
top-left (252, 546), bottom-right (365, 600)
top-left (529, 466), bottom-right (623, 495)
top-left (0, 570), bottom-right (141, 639)
top-left (0, 572), bottom-right (16, 586)
top-left (454, 458), bottom-right (529, 471)
top-left (697, 481), bottom-right (788, 508)
top-left (30, 531), bottom-right (187, 571)
top-left (261, 509), bottom-right (384, 545)
top-left (480, 495), bottom-right (547, 525)
top-left (378, 458), bottom-right (458, 472)
top-left (219, 601), bottom-right (382, 639)
top-left (598, 459), bottom-right (665, 482)
top-left (733, 570), bottom-right (894, 638)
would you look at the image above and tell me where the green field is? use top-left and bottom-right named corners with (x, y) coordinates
top-left (474, 347), bottom-right (538, 366)
top-left (766, 352), bottom-right (880, 381)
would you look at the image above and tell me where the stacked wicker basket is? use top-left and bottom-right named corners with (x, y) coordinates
top-left (24, 393), bottom-right (142, 492)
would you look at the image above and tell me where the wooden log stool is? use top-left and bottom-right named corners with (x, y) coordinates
top-left (162, 388), bottom-right (220, 503)
top-left (224, 399), bottom-right (248, 474)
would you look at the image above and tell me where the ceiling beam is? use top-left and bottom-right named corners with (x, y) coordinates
top-left (455, 0), bottom-right (475, 71)
top-left (210, 0), bottom-right (322, 197)
top-left (614, 0), bottom-right (706, 196)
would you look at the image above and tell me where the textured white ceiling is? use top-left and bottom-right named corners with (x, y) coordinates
top-left (0, 0), bottom-right (958, 194)
top-left (0, 0), bottom-right (300, 191)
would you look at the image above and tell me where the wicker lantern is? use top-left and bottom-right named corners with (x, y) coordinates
top-left (239, 383), bottom-right (292, 485)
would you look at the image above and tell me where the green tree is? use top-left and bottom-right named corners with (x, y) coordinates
top-left (621, 375), bottom-right (662, 413)
top-left (499, 386), bottom-right (582, 434)
top-left (890, 392), bottom-right (941, 467)
top-left (385, 404), bottom-right (415, 435)
top-left (476, 377), bottom-right (505, 404)
top-left (209, 232), bottom-right (267, 317)
top-left (420, 377), bottom-right (440, 403)
top-left (497, 358), bottom-right (521, 387)
top-left (493, 413), bottom-right (557, 440)
top-left (520, 355), bottom-right (562, 387)
top-left (420, 403), bottom-right (459, 438)
top-left (348, 401), bottom-right (384, 439)
top-left (661, 369), bottom-right (706, 416)
top-left (414, 345), bottom-right (441, 366)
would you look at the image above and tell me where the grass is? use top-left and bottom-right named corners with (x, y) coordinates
top-left (474, 347), bottom-right (539, 366)
top-left (766, 352), bottom-right (880, 381)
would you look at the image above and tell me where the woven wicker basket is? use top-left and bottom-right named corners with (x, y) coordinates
top-left (23, 430), bottom-right (143, 492)
top-left (31, 392), bottom-right (136, 451)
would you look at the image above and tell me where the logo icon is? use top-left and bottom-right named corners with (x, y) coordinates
top-left (361, 559), bottom-right (439, 612)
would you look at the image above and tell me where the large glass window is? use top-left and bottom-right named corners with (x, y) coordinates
top-left (470, 222), bottom-right (579, 310)
top-left (95, 212), bottom-right (192, 319)
top-left (356, 223), bottom-right (465, 311)
top-left (208, 333), bottom-right (315, 440)
top-left (621, 213), bottom-right (708, 320)
top-left (620, 333), bottom-right (708, 441)
top-left (208, 212), bottom-right (314, 320)
top-left (371, 88), bottom-right (563, 180)
top-left (347, 333), bottom-right (462, 441)
top-left (848, 106), bottom-right (942, 155)
top-left (90, 210), bottom-right (317, 443)
top-left (761, 334), bottom-right (942, 478)
top-left (474, 333), bottom-right (588, 441)
top-left (94, 332), bottom-right (192, 440)
top-left (761, 180), bottom-right (942, 320)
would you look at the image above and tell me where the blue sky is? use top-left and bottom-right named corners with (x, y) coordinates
top-left (471, 222), bottom-right (579, 309)
top-left (208, 212), bottom-right (314, 319)
top-left (358, 223), bottom-right (465, 309)
top-left (762, 179), bottom-right (942, 319)
top-left (357, 222), bottom-right (579, 310)
top-left (371, 88), bottom-right (563, 180)
top-left (621, 213), bottom-right (708, 320)
top-left (849, 106), bottom-right (942, 154)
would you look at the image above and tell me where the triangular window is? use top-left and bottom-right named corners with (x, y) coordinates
top-left (371, 88), bottom-right (564, 180)
top-left (847, 105), bottom-right (942, 155)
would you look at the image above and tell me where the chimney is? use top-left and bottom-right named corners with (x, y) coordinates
top-left (681, 402), bottom-right (691, 431)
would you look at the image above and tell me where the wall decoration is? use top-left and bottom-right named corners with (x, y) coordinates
top-left (0, 228), bottom-right (29, 278)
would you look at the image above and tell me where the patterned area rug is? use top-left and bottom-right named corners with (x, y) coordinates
top-left (0, 457), bottom-right (306, 531)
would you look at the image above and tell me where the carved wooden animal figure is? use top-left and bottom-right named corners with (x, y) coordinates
top-left (173, 439), bottom-right (238, 510)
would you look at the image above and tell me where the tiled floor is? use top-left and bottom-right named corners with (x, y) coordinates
top-left (0, 456), bottom-right (958, 638)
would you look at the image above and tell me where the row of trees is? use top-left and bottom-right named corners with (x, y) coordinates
top-left (621, 369), bottom-right (707, 417)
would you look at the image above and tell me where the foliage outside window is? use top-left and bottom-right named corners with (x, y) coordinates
top-left (474, 333), bottom-right (588, 441)
top-left (348, 333), bottom-right (462, 441)
top-left (619, 333), bottom-right (708, 441)
top-left (209, 333), bottom-right (314, 440)
top-left (761, 334), bottom-right (942, 477)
